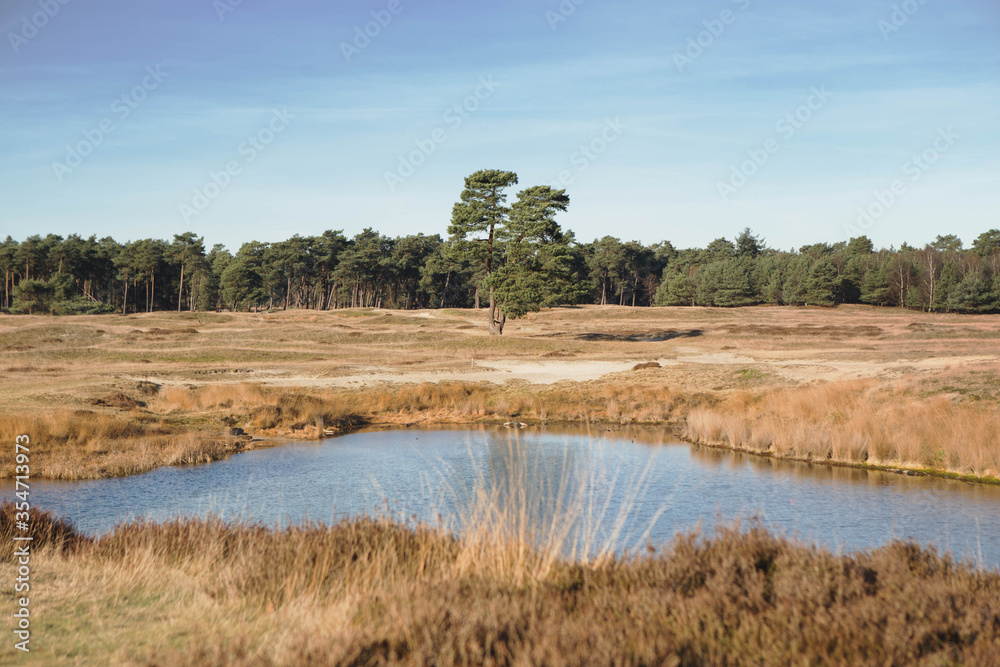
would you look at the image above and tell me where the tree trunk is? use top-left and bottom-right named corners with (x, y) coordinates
top-left (440, 271), bottom-right (451, 309)
top-left (488, 287), bottom-right (499, 335)
top-left (177, 264), bottom-right (184, 312)
top-left (122, 272), bottom-right (129, 315)
top-left (486, 216), bottom-right (497, 334)
top-left (927, 255), bottom-right (935, 310)
top-left (474, 287), bottom-right (480, 310)
top-left (898, 265), bottom-right (905, 308)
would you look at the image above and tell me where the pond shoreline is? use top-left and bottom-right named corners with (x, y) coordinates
top-left (213, 417), bottom-right (1000, 488)
top-left (6, 411), bottom-right (1000, 487)
top-left (8, 426), bottom-right (1000, 566)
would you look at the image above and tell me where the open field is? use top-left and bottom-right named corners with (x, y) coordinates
top-left (3, 306), bottom-right (999, 665)
top-left (1, 304), bottom-right (999, 480)
top-left (2, 502), bottom-right (999, 665)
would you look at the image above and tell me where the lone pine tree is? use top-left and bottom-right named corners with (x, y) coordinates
top-left (448, 170), bottom-right (574, 334)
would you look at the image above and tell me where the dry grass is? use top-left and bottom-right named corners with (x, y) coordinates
top-left (158, 380), bottom-right (708, 428)
top-left (0, 411), bottom-right (248, 479)
top-left (2, 501), bottom-right (998, 665)
top-left (685, 379), bottom-right (1000, 478)
top-left (4, 307), bottom-right (1000, 664)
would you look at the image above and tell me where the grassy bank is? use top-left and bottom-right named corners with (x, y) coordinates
top-left (2, 503), bottom-right (998, 665)
top-left (685, 379), bottom-right (1000, 480)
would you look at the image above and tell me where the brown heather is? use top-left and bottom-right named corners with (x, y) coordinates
top-left (1, 502), bottom-right (998, 665)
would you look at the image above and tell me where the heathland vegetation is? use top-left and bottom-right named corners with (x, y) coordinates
top-left (4, 171), bottom-right (1000, 327)
top-left (3, 500), bottom-right (999, 664)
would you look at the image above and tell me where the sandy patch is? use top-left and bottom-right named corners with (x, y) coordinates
top-left (653, 344), bottom-right (999, 383)
top-left (664, 352), bottom-right (758, 366)
top-left (297, 359), bottom-right (639, 386)
top-left (767, 355), bottom-right (1000, 383)
top-left (129, 359), bottom-right (644, 388)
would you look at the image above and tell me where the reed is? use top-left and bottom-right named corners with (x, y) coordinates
top-left (685, 379), bottom-right (1000, 477)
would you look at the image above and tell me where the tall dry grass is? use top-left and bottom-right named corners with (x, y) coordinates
top-left (685, 379), bottom-right (1000, 478)
top-left (150, 380), bottom-right (704, 433)
top-left (428, 434), bottom-right (670, 586)
top-left (0, 410), bottom-right (247, 479)
top-left (2, 498), bottom-right (998, 665)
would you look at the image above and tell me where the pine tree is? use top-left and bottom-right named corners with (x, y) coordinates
top-left (947, 274), bottom-right (992, 313)
top-left (448, 170), bottom-right (519, 334)
top-left (933, 261), bottom-right (958, 311)
top-left (713, 259), bottom-right (756, 307)
top-left (860, 257), bottom-right (891, 306)
top-left (487, 185), bottom-right (574, 325)
top-left (803, 257), bottom-right (839, 306)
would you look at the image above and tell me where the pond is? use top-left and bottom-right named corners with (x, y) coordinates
top-left (6, 427), bottom-right (1000, 568)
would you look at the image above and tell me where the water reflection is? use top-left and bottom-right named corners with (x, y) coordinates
top-left (2, 427), bottom-right (999, 569)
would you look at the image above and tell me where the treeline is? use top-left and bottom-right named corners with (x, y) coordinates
top-left (3, 227), bottom-right (1000, 316)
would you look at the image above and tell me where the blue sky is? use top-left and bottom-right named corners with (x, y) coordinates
top-left (2, 0), bottom-right (998, 252)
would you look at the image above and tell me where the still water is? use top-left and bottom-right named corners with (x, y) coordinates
top-left (6, 427), bottom-right (1000, 568)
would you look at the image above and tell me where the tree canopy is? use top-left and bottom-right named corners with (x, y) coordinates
top-left (2, 206), bottom-right (999, 318)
